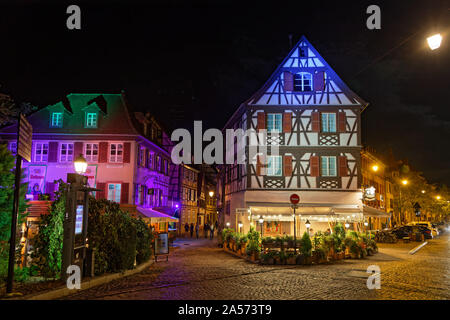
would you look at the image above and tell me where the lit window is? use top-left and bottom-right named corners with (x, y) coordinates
top-left (51, 112), bottom-right (63, 128)
top-left (294, 72), bottom-right (312, 91)
top-left (267, 114), bottom-right (282, 133)
top-left (321, 156), bottom-right (337, 177)
top-left (321, 113), bottom-right (336, 132)
top-left (107, 183), bottom-right (121, 203)
top-left (110, 143), bottom-right (123, 163)
top-left (156, 155), bottom-right (161, 171)
top-left (60, 143), bottom-right (74, 162)
top-left (267, 155), bottom-right (282, 176)
top-left (86, 113), bottom-right (97, 128)
top-left (8, 141), bottom-right (17, 155)
top-left (34, 143), bottom-right (49, 162)
top-left (85, 143), bottom-right (98, 162)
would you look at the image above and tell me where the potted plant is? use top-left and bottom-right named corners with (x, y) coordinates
top-left (286, 252), bottom-right (296, 265)
top-left (275, 235), bottom-right (283, 248)
top-left (273, 251), bottom-right (281, 264)
top-left (240, 235), bottom-right (248, 255)
top-left (300, 232), bottom-right (312, 265)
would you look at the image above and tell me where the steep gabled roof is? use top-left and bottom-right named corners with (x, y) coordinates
top-left (246, 36), bottom-right (368, 107)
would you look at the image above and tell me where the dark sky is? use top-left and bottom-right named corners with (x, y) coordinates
top-left (1, 0), bottom-right (449, 185)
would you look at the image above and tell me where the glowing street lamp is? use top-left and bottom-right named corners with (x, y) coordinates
top-left (372, 165), bottom-right (379, 172)
top-left (345, 222), bottom-right (350, 229)
top-left (258, 218), bottom-right (264, 236)
top-left (436, 195), bottom-right (441, 200)
top-left (226, 222), bottom-right (230, 228)
top-left (209, 191), bottom-right (214, 198)
top-left (401, 179), bottom-right (408, 185)
top-left (421, 190), bottom-right (426, 194)
top-left (74, 154), bottom-right (87, 175)
top-left (427, 34), bottom-right (442, 50)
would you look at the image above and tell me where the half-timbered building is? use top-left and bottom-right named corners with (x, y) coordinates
top-left (221, 36), bottom-right (387, 236)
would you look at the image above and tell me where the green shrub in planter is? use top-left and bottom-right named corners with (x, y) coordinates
top-left (300, 232), bottom-right (312, 257)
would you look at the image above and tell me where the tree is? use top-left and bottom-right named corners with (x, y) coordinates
top-left (0, 91), bottom-right (36, 126)
top-left (0, 144), bottom-right (29, 280)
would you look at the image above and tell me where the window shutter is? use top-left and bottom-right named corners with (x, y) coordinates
top-left (283, 112), bottom-right (292, 133)
top-left (283, 71), bottom-right (294, 91)
top-left (311, 112), bottom-right (320, 132)
top-left (257, 112), bottom-right (266, 131)
top-left (98, 142), bottom-right (108, 163)
top-left (74, 142), bottom-right (83, 159)
top-left (123, 142), bottom-right (131, 163)
top-left (338, 156), bottom-right (348, 176)
top-left (96, 182), bottom-right (106, 200)
top-left (310, 156), bottom-right (319, 177)
top-left (121, 182), bottom-right (129, 204)
top-left (338, 112), bottom-right (347, 132)
top-left (256, 155), bottom-right (265, 176)
top-left (48, 142), bottom-right (58, 162)
top-left (284, 155), bottom-right (293, 176)
top-left (313, 71), bottom-right (325, 91)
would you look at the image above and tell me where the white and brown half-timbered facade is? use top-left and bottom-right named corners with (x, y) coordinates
top-left (221, 36), bottom-right (387, 236)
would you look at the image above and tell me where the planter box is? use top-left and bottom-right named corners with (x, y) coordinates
top-left (302, 256), bottom-right (312, 265)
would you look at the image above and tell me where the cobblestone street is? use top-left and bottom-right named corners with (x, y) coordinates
top-left (64, 234), bottom-right (450, 300)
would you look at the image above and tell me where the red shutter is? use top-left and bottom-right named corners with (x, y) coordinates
top-left (257, 112), bottom-right (266, 132)
top-left (339, 156), bottom-right (348, 176)
top-left (256, 155), bottom-right (264, 176)
top-left (121, 182), bottom-right (129, 204)
top-left (338, 112), bottom-right (347, 132)
top-left (313, 71), bottom-right (325, 91)
top-left (123, 142), bottom-right (131, 163)
top-left (284, 155), bottom-right (292, 176)
top-left (310, 156), bottom-right (319, 177)
top-left (283, 112), bottom-right (292, 133)
top-left (98, 142), bottom-right (108, 163)
top-left (96, 182), bottom-right (106, 200)
top-left (283, 71), bottom-right (293, 91)
top-left (74, 142), bottom-right (83, 159)
top-left (48, 142), bottom-right (58, 162)
top-left (311, 112), bottom-right (320, 132)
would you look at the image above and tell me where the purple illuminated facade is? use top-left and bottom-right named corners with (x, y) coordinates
top-left (0, 92), bottom-right (177, 218)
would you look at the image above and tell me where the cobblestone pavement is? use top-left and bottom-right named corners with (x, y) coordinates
top-left (64, 234), bottom-right (450, 300)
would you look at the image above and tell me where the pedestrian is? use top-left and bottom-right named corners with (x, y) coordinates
top-left (215, 220), bottom-right (218, 230)
top-left (195, 223), bottom-right (199, 239)
top-left (190, 223), bottom-right (194, 238)
top-left (204, 223), bottom-right (209, 238)
top-left (210, 223), bottom-right (215, 239)
top-left (184, 223), bottom-right (189, 237)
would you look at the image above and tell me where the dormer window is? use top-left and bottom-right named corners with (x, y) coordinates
top-left (51, 112), bottom-right (63, 128)
top-left (294, 72), bottom-right (312, 91)
top-left (86, 112), bottom-right (97, 128)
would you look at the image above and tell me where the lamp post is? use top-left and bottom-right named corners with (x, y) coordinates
top-left (74, 154), bottom-right (88, 175)
top-left (258, 218), bottom-right (264, 237)
top-left (238, 222), bottom-right (243, 234)
top-left (398, 179), bottom-right (408, 225)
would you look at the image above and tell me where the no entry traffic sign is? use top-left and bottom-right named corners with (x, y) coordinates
top-left (290, 193), bottom-right (300, 205)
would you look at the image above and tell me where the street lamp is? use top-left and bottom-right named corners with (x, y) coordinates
top-left (345, 222), bottom-right (350, 229)
top-left (238, 222), bottom-right (243, 234)
top-left (372, 165), bottom-right (379, 172)
top-left (427, 34), bottom-right (442, 50)
top-left (436, 195), bottom-right (441, 200)
top-left (74, 154), bottom-right (88, 175)
top-left (226, 222), bottom-right (230, 228)
top-left (401, 179), bottom-right (408, 185)
top-left (258, 218), bottom-right (264, 237)
top-left (209, 191), bottom-right (214, 198)
top-left (421, 190), bottom-right (426, 194)
top-left (305, 219), bottom-right (311, 235)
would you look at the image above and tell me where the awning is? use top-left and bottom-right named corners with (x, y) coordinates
top-left (362, 205), bottom-right (391, 218)
top-left (136, 207), bottom-right (179, 223)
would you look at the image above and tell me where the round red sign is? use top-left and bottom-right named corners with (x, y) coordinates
top-left (290, 194), bottom-right (300, 204)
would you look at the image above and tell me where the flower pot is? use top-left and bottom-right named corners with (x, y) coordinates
top-left (287, 257), bottom-right (296, 265)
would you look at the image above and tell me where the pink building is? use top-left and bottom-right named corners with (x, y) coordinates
top-left (0, 92), bottom-right (179, 232)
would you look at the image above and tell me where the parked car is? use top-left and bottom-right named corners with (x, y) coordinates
top-left (407, 222), bottom-right (439, 237)
top-left (435, 222), bottom-right (448, 234)
top-left (392, 225), bottom-right (432, 240)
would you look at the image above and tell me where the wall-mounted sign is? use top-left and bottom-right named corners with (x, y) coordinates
top-left (27, 165), bottom-right (47, 195)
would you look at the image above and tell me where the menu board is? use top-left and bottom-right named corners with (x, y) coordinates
top-left (155, 233), bottom-right (169, 255)
top-left (75, 205), bottom-right (84, 234)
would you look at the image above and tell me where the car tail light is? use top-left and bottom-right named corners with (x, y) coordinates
top-left (425, 230), bottom-right (431, 234)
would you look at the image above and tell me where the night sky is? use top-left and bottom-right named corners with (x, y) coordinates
top-left (1, 0), bottom-right (449, 185)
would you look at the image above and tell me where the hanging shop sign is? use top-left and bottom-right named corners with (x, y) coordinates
top-left (85, 165), bottom-right (98, 189)
top-left (363, 186), bottom-right (376, 201)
